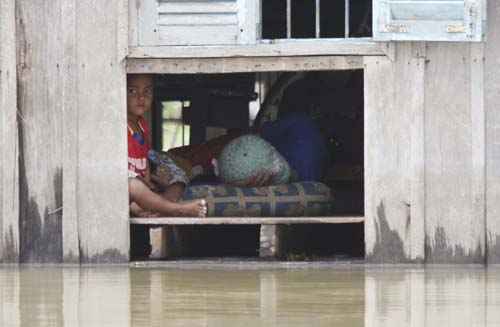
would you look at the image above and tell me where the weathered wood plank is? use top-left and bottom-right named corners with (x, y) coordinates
top-left (128, 39), bottom-right (385, 58)
top-left (485, 0), bottom-right (500, 263)
top-left (130, 216), bottom-right (364, 225)
top-left (61, 0), bottom-right (79, 263)
top-left (409, 43), bottom-right (426, 262)
top-left (128, 0), bottom-right (139, 46)
top-left (424, 43), bottom-right (485, 263)
top-left (16, 0), bottom-right (65, 263)
top-left (75, 0), bottom-right (129, 263)
top-left (0, 0), bottom-right (19, 262)
top-left (364, 43), bottom-right (425, 263)
top-left (127, 56), bottom-right (364, 74)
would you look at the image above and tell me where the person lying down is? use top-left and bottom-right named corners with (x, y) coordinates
top-left (127, 74), bottom-right (207, 218)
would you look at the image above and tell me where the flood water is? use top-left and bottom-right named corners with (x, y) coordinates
top-left (1, 264), bottom-right (499, 327)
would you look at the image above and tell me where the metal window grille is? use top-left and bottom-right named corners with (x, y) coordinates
top-left (263, 0), bottom-right (371, 40)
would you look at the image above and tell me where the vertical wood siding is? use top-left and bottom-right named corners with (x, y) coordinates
top-left (15, 0), bottom-right (129, 263)
top-left (16, 0), bottom-right (65, 262)
top-left (485, 0), bottom-right (500, 263)
top-left (75, 0), bottom-right (129, 263)
top-left (365, 41), bottom-right (486, 263)
top-left (364, 43), bottom-right (426, 262)
top-left (0, 0), bottom-right (19, 262)
top-left (424, 43), bottom-right (485, 263)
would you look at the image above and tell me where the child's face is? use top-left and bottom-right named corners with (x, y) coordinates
top-left (127, 75), bottom-right (154, 119)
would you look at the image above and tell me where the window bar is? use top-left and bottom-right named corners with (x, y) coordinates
top-left (315, 0), bottom-right (320, 38)
top-left (287, 0), bottom-right (291, 38)
top-left (344, 0), bottom-right (349, 38)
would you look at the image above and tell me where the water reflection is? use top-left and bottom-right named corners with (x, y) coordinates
top-left (0, 265), bottom-right (499, 326)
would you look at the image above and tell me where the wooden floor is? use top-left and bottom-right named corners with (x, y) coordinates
top-left (130, 216), bottom-right (364, 225)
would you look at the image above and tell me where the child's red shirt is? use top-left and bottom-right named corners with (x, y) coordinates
top-left (128, 117), bottom-right (150, 178)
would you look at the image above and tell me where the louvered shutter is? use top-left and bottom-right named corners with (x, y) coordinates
top-left (138, 0), bottom-right (257, 46)
top-left (373, 0), bottom-right (486, 41)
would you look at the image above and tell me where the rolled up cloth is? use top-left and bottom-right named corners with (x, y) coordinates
top-left (148, 150), bottom-right (190, 186)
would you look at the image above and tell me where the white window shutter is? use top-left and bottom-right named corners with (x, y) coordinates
top-left (138, 0), bottom-right (257, 46)
top-left (373, 0), bottom-right (486, 41)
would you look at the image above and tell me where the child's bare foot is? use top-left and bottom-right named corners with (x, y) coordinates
top-left (176, 199), bottom-right (207, 217)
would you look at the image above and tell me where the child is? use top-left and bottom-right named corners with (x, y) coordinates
top-left (127, 74), bottom-right (207, 218)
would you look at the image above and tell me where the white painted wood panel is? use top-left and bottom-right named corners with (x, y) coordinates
top-left (373, 0), bottom-right (485, 41)
top-left (158, 0), bottom-right (238, 14)
top-left (0, 0), bottom-right (18, 262)
top-left (158, 13), bottom-right (238, 26)
top-left (137, 0), bottom-right (255, 46)
top-left (158, 25), bottom-right (239, 45)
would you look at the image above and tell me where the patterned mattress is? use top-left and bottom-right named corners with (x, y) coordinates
top-left (182, 181), bottom-right (333, 217)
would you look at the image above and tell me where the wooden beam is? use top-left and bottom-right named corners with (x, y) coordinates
top-left (0, 0), bottom-right (19, 262)
top-left (128, 39), bottom-right (386, 58)
top-left (127, 56), bottom-right (364, 74)
top-left (130, 216), bottom-right (364, 225)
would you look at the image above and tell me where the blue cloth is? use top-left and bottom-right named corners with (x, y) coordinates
top-left (260, 112), bottom-right (328, 182)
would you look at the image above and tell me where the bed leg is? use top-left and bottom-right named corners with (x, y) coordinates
top-left (260, 224), bottom-right (289, 259)
top-left (150, 226), bottom-right (179, 259)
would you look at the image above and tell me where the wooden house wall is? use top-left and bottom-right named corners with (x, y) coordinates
top-left (9, 0), bottom-right (130, 263)
top-left (2, 0), bottom-right (500, 263)
top-left (365, 42), bottom-right (486, 263)
top-left (365, 1), bottom-right (500, 263)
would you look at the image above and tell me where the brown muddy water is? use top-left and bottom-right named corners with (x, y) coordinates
top-left (0, 264), bottom-right (499, 326)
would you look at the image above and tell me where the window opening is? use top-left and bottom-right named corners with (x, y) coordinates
top-left (262, 0), bottom-right (372, 39)
top-left (160, 100), bottom-right (190, 151)
top-left (131, 70), bottom-right (364, 260)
